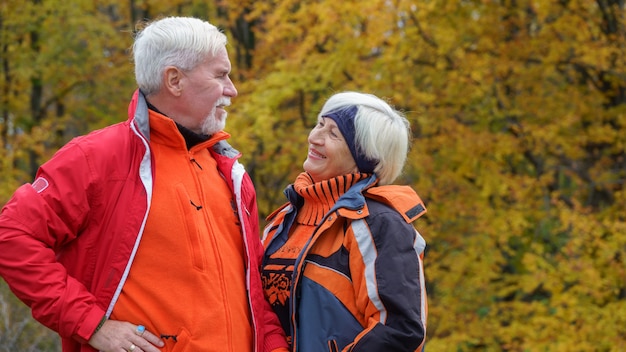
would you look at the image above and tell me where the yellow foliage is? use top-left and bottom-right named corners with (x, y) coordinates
top-left (1, 0), bottom-right (625, 350)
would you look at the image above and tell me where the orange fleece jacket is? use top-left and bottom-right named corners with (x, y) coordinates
top-left (111, 111), bottom-right (252, 351)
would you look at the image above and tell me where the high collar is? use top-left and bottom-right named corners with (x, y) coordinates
top-left (145, 99), bottom-right (221, 151)
top-left (292, 172), bottom-right (371, 225)
top-left (148, 109), bottom-right (229, 151)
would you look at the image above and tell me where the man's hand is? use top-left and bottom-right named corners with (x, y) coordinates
top-left (88, 320), bottom-right (165, 352)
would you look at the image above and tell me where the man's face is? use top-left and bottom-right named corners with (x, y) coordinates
top-left (178, 47), bottom-right (237, 135)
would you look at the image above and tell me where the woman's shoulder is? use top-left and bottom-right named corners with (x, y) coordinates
top-left (364, 185), bottom-right (427, 223)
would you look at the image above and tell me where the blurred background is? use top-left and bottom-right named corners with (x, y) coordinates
top-left (0, 0), bottom-right (625, 351)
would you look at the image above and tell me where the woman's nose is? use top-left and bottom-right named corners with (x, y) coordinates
top-left (308, 128), bottom-right (322, 145)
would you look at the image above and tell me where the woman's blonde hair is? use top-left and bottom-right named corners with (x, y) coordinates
top-left (319, 91), bottom-right (411, 185)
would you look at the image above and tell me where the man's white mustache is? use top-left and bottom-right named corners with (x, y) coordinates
top-left (217, 98), bottom-right (231, 107)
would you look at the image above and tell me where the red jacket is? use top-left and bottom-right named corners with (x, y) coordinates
top-left (0, 90), bottom-right (287, 352)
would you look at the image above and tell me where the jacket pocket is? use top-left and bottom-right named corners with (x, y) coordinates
top-left (175, 184), bottom-right (204, 271)
top-left (327, 339), bottom-right (339, 352)
top-left (166, 326), bottom-right (190, 352)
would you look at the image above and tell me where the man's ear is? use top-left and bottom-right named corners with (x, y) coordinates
top-left (163, 66), bottom-right (183, 96)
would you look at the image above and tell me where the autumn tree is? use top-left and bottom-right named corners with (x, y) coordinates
top-left (221, 0), bottom-right (626, 350)
top-left (1, 0), bottom-right (625, 351)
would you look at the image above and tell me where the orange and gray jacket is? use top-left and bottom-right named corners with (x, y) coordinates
top-left (263, 175), bottom-right (428, 352)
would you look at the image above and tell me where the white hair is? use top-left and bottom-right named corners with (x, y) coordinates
top-left (319, 91), bottom-right (411, 185)
top-left (132, 17), bottom-right (227, 95)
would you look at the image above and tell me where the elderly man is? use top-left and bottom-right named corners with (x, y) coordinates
top-left (0, 16), bottom-right (288, 352)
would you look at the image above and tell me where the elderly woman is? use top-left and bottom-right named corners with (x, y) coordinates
top-left (261, 91), bottom-right (428, 352)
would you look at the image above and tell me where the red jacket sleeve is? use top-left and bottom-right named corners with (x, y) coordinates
top-left (0, 142), bottom-right (105, 342)
top-left (240, 173), bottom-right (289, 352)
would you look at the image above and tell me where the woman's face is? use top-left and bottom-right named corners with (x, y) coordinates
top-left (303, 117), bottom-right (358, 182)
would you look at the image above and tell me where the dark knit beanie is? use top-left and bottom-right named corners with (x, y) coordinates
top-left (324, 106), bottom-right (378, 173)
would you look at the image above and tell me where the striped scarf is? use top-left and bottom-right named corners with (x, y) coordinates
top-left (293, 172), bottom-right (371, 226)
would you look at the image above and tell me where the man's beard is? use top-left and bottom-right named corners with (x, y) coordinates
top-left (201, 98), bottom-right (230, 135)
top-left (202, 111), bottom-right (226, 135)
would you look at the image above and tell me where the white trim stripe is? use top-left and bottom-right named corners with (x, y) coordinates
top-left (305, 260), bottom-right (352, 282)
top-left (351, 219), bottom-right (387, 323)
top-left (105, 121), bottom-right (153, 317)
top-left (413, 228), bottom-right (427, 327)
top-left (413, 228), bottom-right (426, 254)
top-left (417, 253), bottom-right (427, 326)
